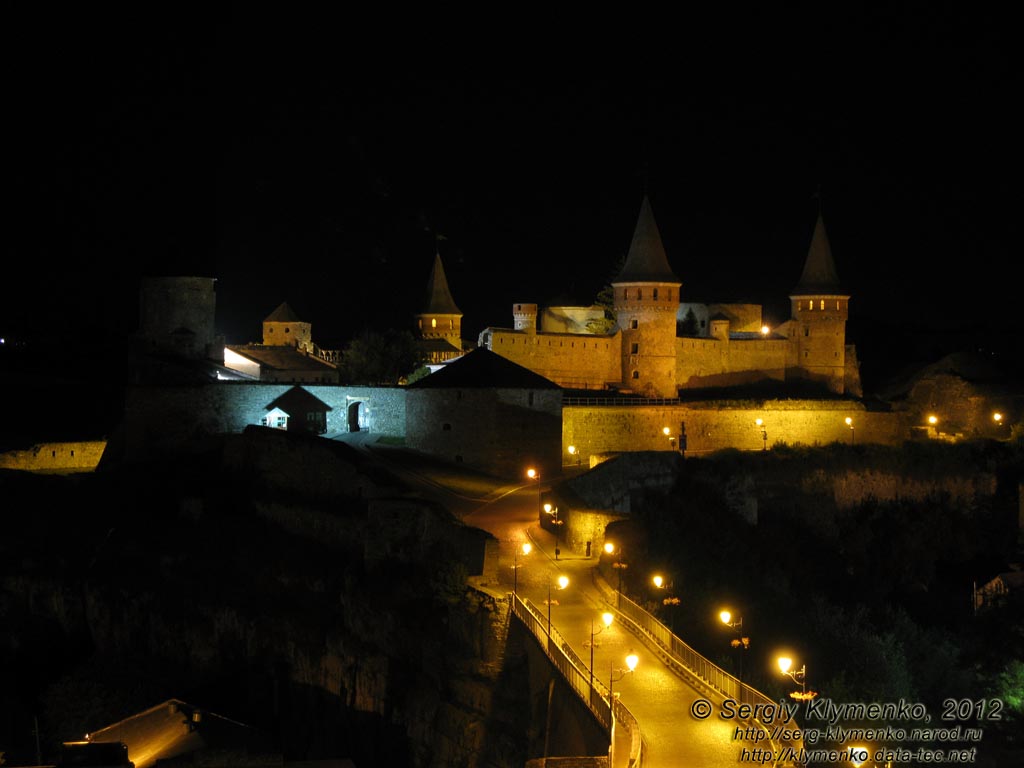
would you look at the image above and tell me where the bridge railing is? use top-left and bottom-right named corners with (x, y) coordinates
top-left (512, 594), bottom-right (643, 767)
top-left (614, 591), bottom-right (771, 709)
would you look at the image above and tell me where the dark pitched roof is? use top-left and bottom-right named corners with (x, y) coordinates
top-left (418, 338), bottom-right (463, 354)
top-left (266, 385), bottom-right (333, 413)
top-left (421, 253), bottom-right (462, 315)
top-left (408, 347), bottom-right (560, 389)
top-left (264, 302), bottom-right (303, 323)
top-left (791, 214), bottom-right (844, 295)
top-left (614, 196), bottom-right (680, 284)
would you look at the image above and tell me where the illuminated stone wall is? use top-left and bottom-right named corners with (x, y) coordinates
top-left (675, 336), bottom-right (790, 389)
top-left (0, 441), bottom-right (107, 473)
top-left (121, 383), bottom-right (407, 458)
top-left (480, 329), bottom-right (621, 391)
top-left (562, 401), bottom-right (904, 465)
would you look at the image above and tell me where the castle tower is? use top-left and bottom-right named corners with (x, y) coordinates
top-left (416, 252), bottom-right (463, 363)
top-left (788, 213), bottom-right (849, 393)
top-left (263, 302), bottom-right (312, 352)
top-left (135, 276), bottom-right (217, 360)
top-left (612, 196), bottom-right (682, 398)
top-left (512, 303), bottom-right (538, 333)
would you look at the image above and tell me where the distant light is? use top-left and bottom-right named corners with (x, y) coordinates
top-left (662, 426), bottom-right (670, 435)
top-left (602, 611), bottom-right (614, 627)
top-left (778, 656), bottom-right (793, 674)
top-left (625, 651), bottom-right (639, 672)
top-left (845, 417), bottom-right (853, 426)
top-left (653, 574), bottom-right (664, 588)
top-left (760, 325), bottom-right (770, 335)
top-left (527, 467), bottom-right (537, 480)
top-left (521, 542), bottom-right (532, 555)
top-left (928, 415), bottom-right (938, 425)
top-left (568, 444), bottom-right (576, 455)
top-left (557, 575), bottom-right (569, 590)
top-left (993, 412), bottom-right (1003, 423)
top-left (720, 610), bottom-right (732, 625)
top-left (755, 418), bottom-right (763, 426)
top-left (604, 542), bottom-right (615, 554)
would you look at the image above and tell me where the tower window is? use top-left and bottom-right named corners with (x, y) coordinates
top-left (653, 288), bottom-right (659, 300)
top-left (285, 327), bottom-right (290, 333)
top-left (631, 370), bottom-right (640, 379)
top-left (630, 319), bottom-right (638, 329)
top-left (820, 300), bottom-right (825, 310)
top-left (804, 327), bottom-right (809, 337)
top-left (431, 318), bottom-right (437, 328)
top-left (637, 289), bottom-right (643, 300)
top-left (631, 342), bottom-right (639, 354)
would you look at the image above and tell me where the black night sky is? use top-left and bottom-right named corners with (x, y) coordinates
top-left (6, 5), bottom-right (1019, 370)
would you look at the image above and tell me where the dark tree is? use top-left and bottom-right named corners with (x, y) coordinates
top-left (338, 329), bottom-right (425, 385)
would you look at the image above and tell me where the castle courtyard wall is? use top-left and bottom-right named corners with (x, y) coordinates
top-left (675, 336), bottom-right (790, 389)
top-left (562, 400), bottom-right (903, 464)
top-left (482, 329), bottom-right (620, 390)
top-left (0, 441), bottom-right (107, 473)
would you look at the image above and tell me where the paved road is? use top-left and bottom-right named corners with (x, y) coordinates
top-left (357, 440), bottom-right (747, 767)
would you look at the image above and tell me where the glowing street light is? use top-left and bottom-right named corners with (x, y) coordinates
top-left (845, 417), bottom-right (855, 445)
top-left (662, 426), bottom-right (677, 451)
top-left (604, 541), bottom-right (628, 601)
top-left (720, 609), bottom-right (750, 682)
top-left (544, 502), bottom-right (563, 560)
top-left (527, 467), bottom-right (542, 517)
top-left (512, 541), bottom-right (531, 595)
top-left (609, 650), bottom-right (639, 700)
top-left (546, 574), bottom-right (569, 637)
top-left (993, 412), bottom-right (1003, 423)
top-left (777, 656), bottom-right (815, 699)
top-left (755, 418), bottom-right (767, 451)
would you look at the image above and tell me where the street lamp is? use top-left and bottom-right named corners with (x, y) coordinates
top-left (544, 502), bottom-right (563, 560)
top-left (653, 574), bottom-right (680, 631)
top-left (719, 610), bottom-right (750, 683)
top-left (662, 426), bottom-right (677, 451)
top-left (609, 650), bottom-right (639, 700)
top-left (777, 656), bottom-right (814, 699)
top-left (512, 541), bottom-right (531, 595)
top-left (845, 417), bottom-right (855, 445)
top-left (755, 418), bottom-right (767, 451)
top-left (527, 467), bottom-right (541, 517)
top-left (604, 541), bottom-right (628, 600)
top-left (546, 574), bottom-right (569, 637)
top-left (567, 444), bottom-right (581, 466)
top-left (584, 612), bottom-right (615, 695)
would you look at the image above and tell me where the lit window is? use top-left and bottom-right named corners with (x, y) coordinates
top-left (431, 318), bottom-right (437, 328)
top-left (820, 300), bottom-right (824, 310)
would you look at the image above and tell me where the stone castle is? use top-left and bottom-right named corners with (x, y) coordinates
top-left (465, 196), bottom-right (861, 399)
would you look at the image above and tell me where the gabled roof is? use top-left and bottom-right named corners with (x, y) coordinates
top-left (226, 345), bottom-right (337, 371)
top-left (266, 385), bottom-right (333, 414)
top-left (264, 302), bottom-right (304, 323)
top-left (408, 347), bottom-right (560, 389)
top-left (614, 196), bottom-right (680, 284)
top-left (791, 214), bottom-right (844, 295)
top-left (421, 253), bottom-right (462, 315)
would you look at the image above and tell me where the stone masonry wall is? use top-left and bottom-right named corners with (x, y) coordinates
top-left (484, 330), bottom-right (620, 390)
top-left (0, 441), bottom-right (107, 473)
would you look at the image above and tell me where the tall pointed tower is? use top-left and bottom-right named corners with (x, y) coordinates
top-left (612, 196), bottom-right (682, 397)
top-left (416, 252), bottom-right (463, 363)
top-left (788, 213), bottom-right (850, 394)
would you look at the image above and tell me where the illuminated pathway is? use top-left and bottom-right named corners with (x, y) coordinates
top-left (360, 442), bottom-right (758, 767)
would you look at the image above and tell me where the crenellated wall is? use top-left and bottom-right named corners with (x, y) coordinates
top-left (478, 330), bottom-right (620, 390)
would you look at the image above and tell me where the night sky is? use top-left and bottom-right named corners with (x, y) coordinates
top-left (6, 5), bottom-right (1018, 364)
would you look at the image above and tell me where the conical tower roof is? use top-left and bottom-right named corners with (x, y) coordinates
top-left (265, 302), bottom-right (302, 322)
top-left (791, 214), bottom-right (844, 295)
top-left (422, 253), bottom-right (462, 315)
top-left (614, 196), bottom-right (680, 284)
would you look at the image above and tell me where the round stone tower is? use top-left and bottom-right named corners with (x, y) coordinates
top-left (788, 214), bottom-right (849, 394)
top-left (612, 196), bottom-right (682, 398)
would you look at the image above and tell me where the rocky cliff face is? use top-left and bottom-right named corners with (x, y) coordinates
top-left (0, 429), bottom-right (524, 768)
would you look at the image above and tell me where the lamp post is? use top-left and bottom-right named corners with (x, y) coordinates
top-left (777, 656), bottom-right (812, 699)
top-left (662, 426), bottom-right (676, 451)
top-left (527, 467), bottom-right (541, 517)
top-left (719, 610), bottom-right (750, 684)
top-left (544, 502), bottom-right (563, 560)
top-left (512, 541), bottom-right (531, 596)
top-left (546, 574), bottom-right (569, 637)
top-left (585, 612), bottom-right (614, 696)
top-left (604, 541), bottom-right (628, 602)
top-left (609, 650), bottom-right (639, 700)
top-left (568, 444), bottom-right (581, 466)
top-left (845, 417), bottom-right (855, 445)
top-left (755, 418), bottom-right (767, 451)
top-left (652, 574), bottom-right (680, 631)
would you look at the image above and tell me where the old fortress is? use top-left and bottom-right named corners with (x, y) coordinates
top-left (11, 195), bottom-right (1007, 478)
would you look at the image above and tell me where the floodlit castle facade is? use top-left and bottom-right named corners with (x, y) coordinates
top-left (477, 197), bottom-right (861, 399)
